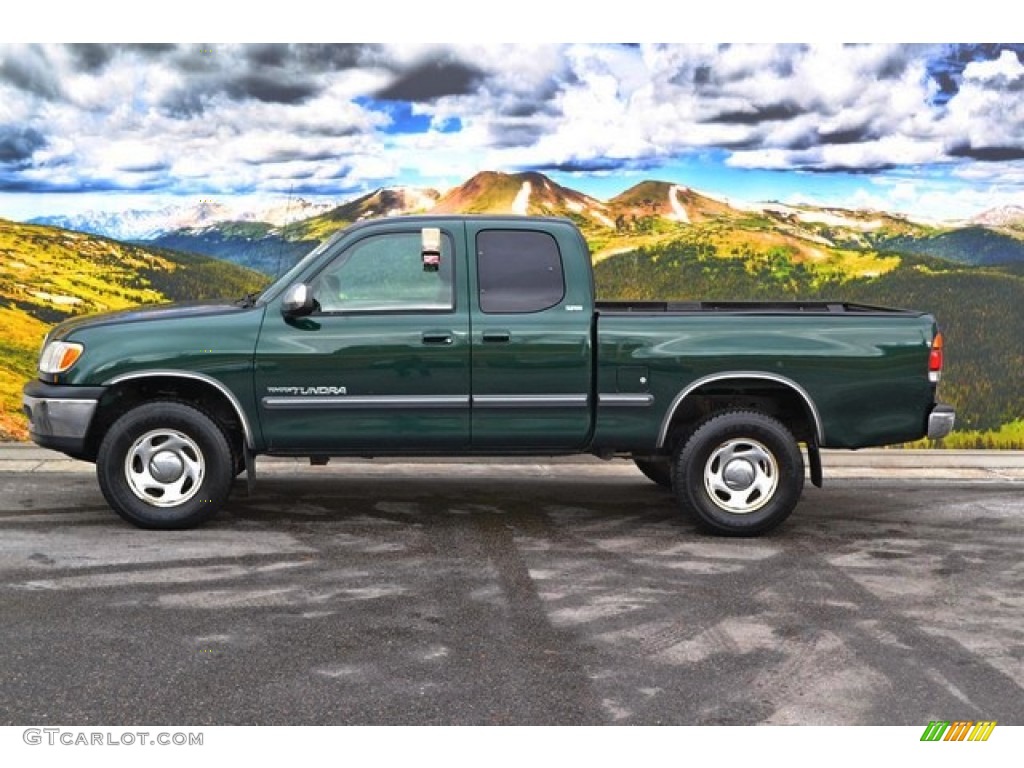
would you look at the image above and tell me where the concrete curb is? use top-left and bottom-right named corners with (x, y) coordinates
top-left (1, 443), bottom-right (1022, 480)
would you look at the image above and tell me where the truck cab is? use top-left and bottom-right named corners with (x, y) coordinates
top-left (254, 216), bottom-right (596, 454)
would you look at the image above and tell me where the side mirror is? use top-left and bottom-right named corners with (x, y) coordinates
top-left (281, 283), bottom-right (316, 317)
top-left (422, 227), bottom-right (441, 272)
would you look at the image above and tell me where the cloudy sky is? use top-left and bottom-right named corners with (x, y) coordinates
top-left (1, 42), bottom-right (1023, 221)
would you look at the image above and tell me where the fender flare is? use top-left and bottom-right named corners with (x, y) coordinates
top-left (657, 371), bottom-right (825, 448)
top-left (102, 369), bottom-right (257, 449)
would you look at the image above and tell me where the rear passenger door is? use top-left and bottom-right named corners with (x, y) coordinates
top-left (467, 222), bottom-right (593, 449)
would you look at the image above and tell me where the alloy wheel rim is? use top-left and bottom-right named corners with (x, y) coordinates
top-left (124, 429), bottom-right (205, 507)
top-left (703, 437), bottom-right (779, 514)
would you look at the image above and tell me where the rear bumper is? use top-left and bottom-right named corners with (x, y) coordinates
top-left (927, 403), bottom-right (956, 440)
top-left (22, 380), bottom-right (106, 457)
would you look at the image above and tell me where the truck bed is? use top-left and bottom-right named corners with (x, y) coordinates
top-left (596, 300), bottom-right (924, 316)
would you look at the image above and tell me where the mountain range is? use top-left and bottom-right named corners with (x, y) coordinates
top-left (29, 171), bottom-right (1021, 276)
top-left (30, 197), bottom-right (339, 241)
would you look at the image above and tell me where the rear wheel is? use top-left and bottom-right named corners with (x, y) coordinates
top-left (672, 410), bottom-right (804, 536)
top-left (96, 401), bottom-right (234, 529)
top-left (634, 458), bottom-right (673, 488)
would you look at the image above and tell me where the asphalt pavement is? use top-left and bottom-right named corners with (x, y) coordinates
top-left (0, 444), bottom-right (1021, 725)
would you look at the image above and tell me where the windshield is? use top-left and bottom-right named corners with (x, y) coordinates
top-left (255, 230), bottom-right (347, 304)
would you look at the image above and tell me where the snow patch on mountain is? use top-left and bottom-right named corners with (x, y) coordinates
top-left (762, 203), bottom-right (885, 231)
top-left (397, 187), bottom-right (442, 214)
top-left (512, 181), bottom-right (532, 215)
top-left (250, 199), bottom-right (339, 226)
top-left (668, 185), bottom-right (690, 223)
top-left (971, 205), bottom-right (1024, 228)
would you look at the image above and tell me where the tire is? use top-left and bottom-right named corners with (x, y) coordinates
top-left (634, 458), bottom-right (673, 489)
top-left (96, 401), bottom-right (234, 529)
top-left (672, 410), bottom-right (804, 536)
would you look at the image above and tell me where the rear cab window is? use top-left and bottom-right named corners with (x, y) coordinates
top-left (476, 230), bottom-right (565, 314)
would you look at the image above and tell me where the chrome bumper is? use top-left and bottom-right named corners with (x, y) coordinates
top-left (23, 394), bottom-right (98, 440)
top-left (22, 380), bottom-right (105, 457)
top-left (927, 404), bottom-right (956, 440)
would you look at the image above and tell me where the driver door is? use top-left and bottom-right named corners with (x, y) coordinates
top-left (254, 225), bottom-right (470, 453)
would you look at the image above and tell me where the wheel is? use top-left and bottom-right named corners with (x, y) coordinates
top-left (672, 410), bottom-right (804, 536)
top-left (634, 458), bottom-right (673, 488)
top-left (96, 401), bottom-right (234, 529)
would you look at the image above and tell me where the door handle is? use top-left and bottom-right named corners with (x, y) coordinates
top-left (421, 331), bottom-right (454, 345)
top-left (482, 330), bottom-right (511, 343)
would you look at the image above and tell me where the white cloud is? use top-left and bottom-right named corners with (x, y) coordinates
top-left (941, 51), bottom-right (1024, 157)
top-left (846, 177), bottom-right (1024, 221)
top-left (2, 43), bottom-right (1024, 215)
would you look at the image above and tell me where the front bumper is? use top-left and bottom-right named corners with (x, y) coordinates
top-left (927, 403), bottom-right (956, 440)
top-left (22, 380), bottom-right (106, 457)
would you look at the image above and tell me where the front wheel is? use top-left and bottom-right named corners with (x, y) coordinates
top-left (96, 401), bottom-right (234, 529)
top-left (672, 410), bottom-right (804, 536)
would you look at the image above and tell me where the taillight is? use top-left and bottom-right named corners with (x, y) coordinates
top-left (928, 332), bottom-right (944, 383)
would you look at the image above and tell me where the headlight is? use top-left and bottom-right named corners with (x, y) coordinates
top-left (39, 341), bottom-right (84, 374)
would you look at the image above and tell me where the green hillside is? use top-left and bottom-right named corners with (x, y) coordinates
top-left (150, 225), bottom-right (316, 277)
top-left (866, 226), bottom-right (1024, 266)
top-left (0, 219), bottom-right (266, 439)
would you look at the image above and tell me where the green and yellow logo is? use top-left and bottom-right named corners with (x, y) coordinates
top-left (920, 721), bottom-right (997, 742)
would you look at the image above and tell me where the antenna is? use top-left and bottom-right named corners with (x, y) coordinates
top-left (273, 183), bottom-right (296, 281)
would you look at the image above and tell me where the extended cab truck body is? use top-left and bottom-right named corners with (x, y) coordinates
top-left (23, 215), bottom-right (955, 535)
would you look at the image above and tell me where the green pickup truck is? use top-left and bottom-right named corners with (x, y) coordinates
top-left (23, 215), bottom-right (954, 535)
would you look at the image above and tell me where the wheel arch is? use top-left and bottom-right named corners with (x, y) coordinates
top-left (84, 370), bottom-right (255, 462)
top-left (657, 372), bottom-right (825, 450)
